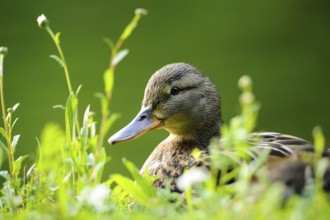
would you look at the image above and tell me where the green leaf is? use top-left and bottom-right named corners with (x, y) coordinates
top-left (95, 148), bottom-right (109, 183)
top-left (7, 103), bottom-right (20, 114)
top-left (103, 37), bottom-right (114, 50)
top-left (76, 84), bottom-right (83, 95)
top-left (50, 54), bottom-right (64, 67)
top-left (12, 134), bottom-right (20, 149)
top-left (0, 127), bottom-right (9, 142)
top-left (37, 123), bottom-right (66, 176)
top-left (94, 92), bottom-right (105, 99)
top-left (95, 92), bottom-right (108, 115)
top-left (11, 103), bottom-right (20, 112)
top-left (110, 174), bottom-right (149, 206)
top-left (0, 170), bottom-right (10, 181)
top-left (55, 32), bottom-right (61, 44)
top-left (80, 105), bottom-right (90, 148)
top-left (13, 155), bottom-right (28, 178)
top-left (113, 49), bottom-right (129, 66)
top-left (62, 171), bottom-right (72, 183)
top-left (53, 104), bottom-right (66, 110)
top-left (90, 159), bottom-right (106, 184)
top-left (26, 163), bottom-right (36, 177)
top-left (11, 117), bottom-right (19, 129)
top-left (103, 68), bottom-right (114, 94)
top-left (65, 93), bottom-right (78, 142)
top-left (123, 158), bottom-right (156, 198)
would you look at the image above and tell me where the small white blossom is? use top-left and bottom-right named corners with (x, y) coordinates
top-left (87, 153), bottom-right (95, 166)
top-left (37, 14), bottom-right (49, 28)
top-left (88, 184), bottom-right (110, 209)
top-left (176, 168), bottom-right (210, 191)
top-left (78, 184), bottom-right (110, 211)
top-left (0, 47), bottom-right (8, 56)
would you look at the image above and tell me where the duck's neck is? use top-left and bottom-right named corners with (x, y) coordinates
top-left (168, 120), bottom-right (222, 150)
top-left (139, 121), bottom-right (221, 176)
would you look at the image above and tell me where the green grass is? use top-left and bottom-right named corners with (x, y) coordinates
top-left (0, 8), bottom-right (329, 220)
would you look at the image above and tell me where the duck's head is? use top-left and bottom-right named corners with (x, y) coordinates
top-left (108, 63), bottom-right (221, 146)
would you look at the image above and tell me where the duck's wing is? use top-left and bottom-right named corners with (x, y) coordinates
top-left (247, 132), bottom-right (330, 158)
top-left (245, 132), bottom-right (330, 195)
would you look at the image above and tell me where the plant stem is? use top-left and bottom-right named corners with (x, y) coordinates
top-left (45, 27), bottom-right (73, 94)
top-left (0, 53), bottom-right (15, 180)
top-left (96, 28), bottom-right (127, 152)
top-left (44, 26), bottom-right (80, 135)
top-left (97, 9), bottom-right (147, 151)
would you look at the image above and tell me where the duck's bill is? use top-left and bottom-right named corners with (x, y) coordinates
top-left (108, 106), bottom-right (163, 145)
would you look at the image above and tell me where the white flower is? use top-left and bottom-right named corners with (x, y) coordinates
top-left (37, 14), bottom-right (49, 28)
top-left (176, 168), bottom-right (210, 191)
top-left (0, 47), bottom-right (8, 56)
top-left (88, 184), bottom-right (110, 209)
top-left (79, 184), bottom-right (111, 211)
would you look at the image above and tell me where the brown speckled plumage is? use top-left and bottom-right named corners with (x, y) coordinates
top-left (140, 136), bottom-right (208, 192)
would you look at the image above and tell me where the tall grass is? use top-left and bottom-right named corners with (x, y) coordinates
top-left (0, 9), bottom-right (329, 219)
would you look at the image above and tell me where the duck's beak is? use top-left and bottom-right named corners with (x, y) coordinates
top-left (108, 106), bottom-right (163, 145)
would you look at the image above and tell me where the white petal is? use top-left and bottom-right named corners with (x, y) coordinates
top-left (176, 168), bottom-right (210, 191)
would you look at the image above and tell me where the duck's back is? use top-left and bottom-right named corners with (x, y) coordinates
top-left (140, 132), bottom-right (330, 193)
top-left (249, 132), bottom-right (330, 194)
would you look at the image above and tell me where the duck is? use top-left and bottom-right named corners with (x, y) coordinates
top-left (108, 62), bottom-right (330, 194)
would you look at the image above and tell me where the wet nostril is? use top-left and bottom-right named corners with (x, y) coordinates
top-left (138, 114), bottom-right (147, 121)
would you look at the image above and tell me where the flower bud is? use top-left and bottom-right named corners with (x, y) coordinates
top-left (238, 75), bottom-right (252, 91)
top-left (37, 14), bottom-right (49, 28)
top-left (240, 92), bottom-right (255, 105)
top-left (135, 8), bottom-right (148, 16)
top-left (0, 47), bottom-right (8, 56)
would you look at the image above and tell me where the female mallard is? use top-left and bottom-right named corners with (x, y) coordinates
top-left (108, 63), bottom-right (330, 193)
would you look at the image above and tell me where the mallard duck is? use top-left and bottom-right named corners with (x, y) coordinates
top-left (108, 63), bottom-right (330, 193)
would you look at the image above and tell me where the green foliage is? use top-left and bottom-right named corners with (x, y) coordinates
top-left (108, 158), bottom-right (157, 207)
top-left (97, 8), bottom-right (147, 151)
top-left (0, 8), bottom-right (329, 220)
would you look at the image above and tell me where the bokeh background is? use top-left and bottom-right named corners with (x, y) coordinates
top-left (1, 0), bottom-right (329, 177)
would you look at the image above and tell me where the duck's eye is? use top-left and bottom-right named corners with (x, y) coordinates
top-left (170, 86), bottom-right (181, 95)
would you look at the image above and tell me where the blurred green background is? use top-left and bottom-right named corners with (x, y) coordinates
top-left (0, 0), bottom-right (329, 178)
